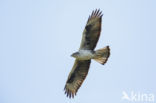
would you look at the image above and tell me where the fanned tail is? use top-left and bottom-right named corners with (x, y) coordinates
top-left (93, 46), bottom-right (110, 65)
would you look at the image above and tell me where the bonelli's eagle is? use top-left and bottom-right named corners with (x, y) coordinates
top-left (64, 9), bottom-right (110, 98)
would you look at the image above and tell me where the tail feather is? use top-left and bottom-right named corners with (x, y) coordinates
top-left (93, 46), bottom-right (110, 65)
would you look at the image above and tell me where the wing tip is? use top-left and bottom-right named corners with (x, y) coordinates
top-left (87, 9), bottom-right (103, 22)
top-left (64, 80), bottom-right (84, 98)
top-left (64, 85), bottom-right (76, 99)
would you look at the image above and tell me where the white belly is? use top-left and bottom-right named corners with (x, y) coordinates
top-left (77, 50), bottom-right (94, 60)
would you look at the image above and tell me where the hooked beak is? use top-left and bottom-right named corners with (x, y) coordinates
top-left (70, 52), bottom-right (78, 58)
top-left (71, 54), bottom-right (74, 57)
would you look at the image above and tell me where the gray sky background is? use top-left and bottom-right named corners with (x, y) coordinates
top-left (0, 0), bottom-right (156, 103)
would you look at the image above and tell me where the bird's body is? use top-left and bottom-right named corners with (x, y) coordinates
top-left (64, 9), bottom-right (110, 98)
top-left (72, 50), bottom-right (94, 60)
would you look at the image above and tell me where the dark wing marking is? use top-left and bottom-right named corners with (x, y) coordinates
top-left (64, 60), bottom-right (91, 98)
top-left (79, 9), bottom-right (103, 50)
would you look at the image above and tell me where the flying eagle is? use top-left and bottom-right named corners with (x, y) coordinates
top-left (64, 9), bottom-right (110, 98)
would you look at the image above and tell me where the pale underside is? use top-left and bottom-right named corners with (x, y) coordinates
top-left (75, 50), bottom-right (94, 60)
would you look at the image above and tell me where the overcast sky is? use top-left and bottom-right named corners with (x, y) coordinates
top-left (0, 0), bottom-right (156, 103)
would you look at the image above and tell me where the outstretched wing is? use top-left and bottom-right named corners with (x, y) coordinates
top-left (79, 9), bottom-right (103, 50)
top-left (64, 60), bottom-right (91, 98)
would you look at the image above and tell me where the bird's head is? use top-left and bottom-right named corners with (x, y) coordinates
top-left (71, 52), bottom-right (80, 58)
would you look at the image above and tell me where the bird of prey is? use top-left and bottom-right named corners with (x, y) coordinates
top-left (64, 9), bottom-right (110, 98)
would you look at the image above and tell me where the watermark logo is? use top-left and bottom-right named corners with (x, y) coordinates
top-left (122, 91), bottom-right (155, 102)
